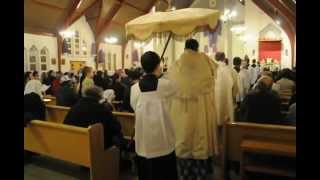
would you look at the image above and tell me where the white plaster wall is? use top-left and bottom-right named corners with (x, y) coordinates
top-left (244, 0), bottom-right (292, 68)
top-left (62, 16), bottom-right (96, 72)
top-left (232, 33), bottom-right (245, 59)
top-left (124, 41), bottom-right (133, 69)
top-left (24, 33), bottom-right (58, 72)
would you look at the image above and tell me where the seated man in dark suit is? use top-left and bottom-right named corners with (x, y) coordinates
top-left (24, 92), bottom-right (46, 127)
top-left (239, 76), bottom-right (283, 124)
top-left (64, 86), bottom-right (124, 149)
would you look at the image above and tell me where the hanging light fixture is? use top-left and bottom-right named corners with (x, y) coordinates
top-left (104, 36), bottom-right (118, 44)
top-left (220, 9), bottom-right (237, 22)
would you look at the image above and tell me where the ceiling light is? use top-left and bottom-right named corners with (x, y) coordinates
top-left (230, 25), bottom-right (246, 34)
top-left (240, 34), bottom-right (253, 42)
top-left (151, 6), bottom-right (156, 13)
top-left (171, 6), bottom-right (176, 11)
top-left (225, 9), bottom-right (230, 15)
top-left (275, 19), bottom-right (281, 25)
top-left (104, 37), bottom-right (118, 44)
top-left (134, 42), bottom-right (145, 49)
top-left (76, 0), bottom-right (83, 9)
top-left (230, 10), bottom-right (237, 17)
top-left (59, 31), bottom-right (75, 38)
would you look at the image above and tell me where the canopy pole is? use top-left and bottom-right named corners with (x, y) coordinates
top-left (160, 32), bottom-right (173, 63)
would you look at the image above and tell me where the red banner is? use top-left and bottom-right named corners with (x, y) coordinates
top-left (259, 41), bottom-right (281, 63)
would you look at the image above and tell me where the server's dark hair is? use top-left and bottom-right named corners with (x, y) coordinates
top-left (215, 52), bottom-right (225, 61)
top-left (185, 39), bottom-right (199, 51)
top-left (141, 51), bottom-right (161, 73)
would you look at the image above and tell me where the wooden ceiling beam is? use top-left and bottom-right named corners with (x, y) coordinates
top-left (64, 0), bottom-right (99, 28)
top-left (95, 0), bottom-right (104, 36)
top-left (63, 0), bottom-right (82, 28)
top-left (96, 0), bottom-right (124, 41)
top-left (279, 0), bottom-right (296, 17)
top-left (252, 0), bottom-right (295, 68)
top-left (24, 26), bottom-right (56, 37)
top-left (267, 0), bottom-right (295, 30)
top-left (122, 1), bottom-right (148, 13)
top-left (32, 0), bottom-right (66, 11)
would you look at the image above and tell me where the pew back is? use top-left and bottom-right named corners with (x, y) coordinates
top-left (45, 105), bottom-right (135, 138)
top-left (112, 111), bottom-right (135, 138)
top-left (46, 105), bottom-right (69, 123)
top-left (24, 120), bottom-right (119, 180)
top-left (223, 122), bottom-right (296, 162)
top-left (25, 120), bottom-right (90, 166)
top-left (43, 95), bottom-right (56, 105)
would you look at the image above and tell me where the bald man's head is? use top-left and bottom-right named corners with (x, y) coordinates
top-left (256, 76), bottom-right (273, 92)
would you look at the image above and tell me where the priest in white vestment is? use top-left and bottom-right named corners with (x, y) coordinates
top-left (168, 39), bottom-right (218, 179)
top-left (214, 52), bottom-right (238, 124)
top-left (239, 60), bottom-right (251, 101)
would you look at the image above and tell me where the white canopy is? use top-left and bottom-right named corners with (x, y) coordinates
top-left (126, 8), bottom-right (220, 41)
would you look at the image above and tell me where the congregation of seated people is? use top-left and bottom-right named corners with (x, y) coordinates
top-left (24, 38), bottom-right (296, 180)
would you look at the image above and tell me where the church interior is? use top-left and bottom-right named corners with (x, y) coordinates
top-left (24, 0), bottom-right (296, 180)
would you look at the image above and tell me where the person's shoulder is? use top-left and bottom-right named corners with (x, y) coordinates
top-left (130, 82), bottom-right (140, 93)
top-left (158, 77), bottom-right (170, 83)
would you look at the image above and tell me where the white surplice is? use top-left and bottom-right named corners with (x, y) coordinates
top-left (24, 79), bottom-right (43, 98)
top-left (215, 61), bottom-right (236, 124)
top-left (239, 67), bottom-right (251, 101)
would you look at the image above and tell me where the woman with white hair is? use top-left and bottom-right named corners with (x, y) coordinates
top-left (56, 75), bottom-right (79, 107)
top-left (24, 71), bottom-right (43, 98)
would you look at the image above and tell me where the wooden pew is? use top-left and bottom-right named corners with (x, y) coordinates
top-left (24, 120), bottom-right (119, 180)
top-left (45, 105), bottom-right (135, 138)
top-left (111, 101), bottom-right (123, 111)
top-left (112, 111), bottom-right (135, 139)
top-left (222, 122), bottom-right (296, 180)
top-left (46, 105), bottom-right (69, 123)
top-left (43, 95), bottom-right (56, 105)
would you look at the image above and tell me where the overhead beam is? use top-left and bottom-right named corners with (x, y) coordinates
top-left (32, 0), bottom-right (66, 11)
top-left (279, 0), bottom-right (296, 18)
top-left (96, 0), bottom-right (124, 40)
top-left (63, 0), bottom-right (82, 28)
top-left (95, 0), bottom-right (105, 37)
top-left (24, 26), bottom-right (56, 37)
top-left (64, 0), bottom-right (100, 28)
top-left (267, 0), bottom-right (295, 30)
top-left (252, 0), bottom-right (295, 68)
top-left (123, 2), bottom-right (148, 13)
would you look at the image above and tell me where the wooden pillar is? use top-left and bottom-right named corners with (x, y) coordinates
top-left (121, 42), bottom-right (127, 69)
top-left (57, 34), bottom-right (63, 72)
top-left (95, 40), bottom-right (100, 70)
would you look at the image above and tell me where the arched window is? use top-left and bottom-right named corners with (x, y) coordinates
top-left (113, 54), bottom-right (117, 71)
top-left (40, 47), bottom-right (49, 72)
top-left (29, 45), bottom-right (38, 71)
top-left (107, 52), bottom-right (112, 70)
top-left (24, 47), bottom-right (28, 72)
top-left (82, 40), bottom-right (87, 56)
top-left (74, 30), bottom-right (80, 55)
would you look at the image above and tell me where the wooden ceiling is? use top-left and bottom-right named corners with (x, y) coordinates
top-left (25, 0), bottom-right (295, 48)
top-left (24, 0), bottom-right (158, 43)
top-left (252, 0), bottom-right (296, 65)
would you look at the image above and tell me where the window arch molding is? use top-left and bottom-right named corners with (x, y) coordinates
top-left (24, 47), bottom-right (28, 72)
top-left (29, 45), bottom-right (39, 71)
top-left (40, 46), bottom-right (50, 72)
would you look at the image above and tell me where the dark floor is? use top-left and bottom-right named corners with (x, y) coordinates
top-left (24, 155), bottom-right (238, 180)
